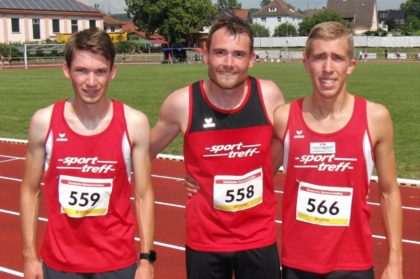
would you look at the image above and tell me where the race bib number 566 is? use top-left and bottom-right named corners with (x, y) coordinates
top-left (296, 181), bottom-right (353, 226)
top-left (213, 168), bottom-right (263, 212)
top-left (58, 175), bottom-right (113, 218)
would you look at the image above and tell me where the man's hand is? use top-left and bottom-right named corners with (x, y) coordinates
top-left (135, 260), bottom-right (154, 279)
top-left (23, 257), bottom-right (43, 279)
top-left (185, 173), bottom-right (200, 198)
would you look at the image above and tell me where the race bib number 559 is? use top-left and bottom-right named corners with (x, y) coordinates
top-left (213, 168), bottom-right (263, 212)
top-left (58, 175), bottom-right (113, 218)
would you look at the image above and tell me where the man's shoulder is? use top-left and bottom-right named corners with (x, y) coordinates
top-left (366, 99), bottom-right (390, 121)
top-left (122, 103), bottom-right (149, 125)
top-left (32, 103), bottom-right (55, 124)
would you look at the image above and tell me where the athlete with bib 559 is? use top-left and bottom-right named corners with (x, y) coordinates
top-left (20, 28), bottom-right (155, 279)
top-left (273, 22), bottom-right (403, 279)
top-left (150, 16), bottom-right (285, 279)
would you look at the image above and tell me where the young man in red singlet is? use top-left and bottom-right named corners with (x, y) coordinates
top-left (20, 28), bottom-right (155, 279)
top-left (274, 22), bottom-right (403, 279)
top-left (150, 16), bottom-right (285, 279)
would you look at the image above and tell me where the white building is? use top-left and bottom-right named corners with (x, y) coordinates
top-left (0, 0), bottom-right (104, 43)
top-left (252, 0), bottom-right (304, 36)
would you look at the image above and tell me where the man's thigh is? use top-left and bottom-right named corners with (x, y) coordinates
top-left (234, 243), bottom-right (281, 279)
top-left (43, 263), bottom-right (136, 279)
top-left (282, 265), bottom-right (374, 279)
top-left (186, 246), bottom-right (234, 279)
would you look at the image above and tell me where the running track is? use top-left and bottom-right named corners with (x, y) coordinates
top-left (0, 141), bottom-right (419, 279)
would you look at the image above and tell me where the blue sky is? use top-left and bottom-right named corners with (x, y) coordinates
top-left (79, 0), bottom-right (406, 14)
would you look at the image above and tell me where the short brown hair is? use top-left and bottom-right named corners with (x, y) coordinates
top-left (305, 21), bottom-right (354, 58)
top-left (206, 16), bottom-right (254, 53)
top-left (65, 28), bottom-right (115, 69)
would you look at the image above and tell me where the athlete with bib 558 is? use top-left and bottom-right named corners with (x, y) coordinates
top-left (273, 22), bottom-right (403, 279)
top-left (20, 28), bottom-right (155, 279)
top-left (150, 16), bottom-right (285, 279)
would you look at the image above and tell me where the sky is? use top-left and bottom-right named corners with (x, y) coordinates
top-left (78, 0), bottom-right (406, 14)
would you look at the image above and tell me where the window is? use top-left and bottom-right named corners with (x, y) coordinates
top-left (71, 20), bottom-right (78, 33)
top-left (111, 26), bottom-right (115, 32)
top-left (269, 7), bottom-right (277, 12)
top-left (52, 19), bottom-right (60, 33)
top-left (11, 18), bottom-right (20, 32)
top-left (33, 18), bottom-right (40, 39)
top-left (277, 17), bottom-right (282, 22)
top-left (89, 20), bottom-right (96, 29)
top-left (261, 17), bottom-right (266, 23)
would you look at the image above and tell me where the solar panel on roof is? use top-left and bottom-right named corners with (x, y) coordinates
top-left (0, 0), bottom-right (96, 12)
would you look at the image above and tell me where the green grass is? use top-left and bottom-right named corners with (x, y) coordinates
top-left (0, 62), bottom-right (419, 179)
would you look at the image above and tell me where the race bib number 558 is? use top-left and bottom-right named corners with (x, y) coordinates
top-left (58, 175), bottom-right (113, 218)
top-left (213, 168), bottom-right (263, 212)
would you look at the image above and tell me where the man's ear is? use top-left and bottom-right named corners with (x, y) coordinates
top-left (347, 58), bottom-right (357, 75)
top-left (203, 51), bottom-right (209, 64)
top-left (248, 51), bottom-right (257, 68)
top-left (110, 64), bottom-right (117, 80)
top-left (302, 51), bottom-right (310, 72)
top-left (63, 62), bottom-right (71, 79)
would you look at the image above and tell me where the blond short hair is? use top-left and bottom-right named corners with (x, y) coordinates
top-left (305, 22), bottom-right (354, 58)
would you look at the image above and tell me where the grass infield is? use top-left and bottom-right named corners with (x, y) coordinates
top-left (0, 61), bottom-right (419, 178)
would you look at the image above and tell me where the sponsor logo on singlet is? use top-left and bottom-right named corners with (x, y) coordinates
top-left (294, 130), bottom-right (304, 139)
top-left (57, 156), bottom-right (116, 173)
top-left (203, 118), bottom-right (216, 128)
top-left (56, 132), bottom-right (68, 142)
top-left (294, 142), bottom-right (356, 172)
top-left (203, 142), bottom-right (260, 159)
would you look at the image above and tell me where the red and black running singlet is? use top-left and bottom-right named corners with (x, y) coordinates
top-left (40, 100), bottom-right (137, 273)
top-left (184, 76), bottom-right (277, 252)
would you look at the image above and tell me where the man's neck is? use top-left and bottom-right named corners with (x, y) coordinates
top-left (204, 80), bottom-right (248, 110)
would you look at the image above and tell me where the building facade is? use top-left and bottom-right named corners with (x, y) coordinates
top-left (252, 0), bottom-right (304, 36)
top-left (0, 0), bottom-right (104, 43)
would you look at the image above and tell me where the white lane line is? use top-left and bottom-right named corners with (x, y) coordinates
top-left (0, 266), bottom-right (23, 277)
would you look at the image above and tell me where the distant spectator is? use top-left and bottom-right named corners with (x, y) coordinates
top-left (363, 50), bottom-right (368, 62)
top-left (8, 56), bottom-right (12, 67)
top-left (358, 50), bottom-right (363, 60)
top-left (396, 50), bottom-right (401, 60)
top-left (384, 49), bottom-right (388, 60)
top-left (0, 55), bottom-right (4, 69)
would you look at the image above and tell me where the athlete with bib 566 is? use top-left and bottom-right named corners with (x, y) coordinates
top-left (274, 22), bottom-right (403, 279)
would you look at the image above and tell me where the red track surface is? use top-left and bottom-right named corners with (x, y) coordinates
top-left (0, 141), bottom-right (419, 278)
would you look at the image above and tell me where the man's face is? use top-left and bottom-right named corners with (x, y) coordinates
top-left (63, 50), bottom-right (116, 105)
top-left (204, 27), bottom-right (255, 90)
top-left (304, 38), bottom-right (356, 99)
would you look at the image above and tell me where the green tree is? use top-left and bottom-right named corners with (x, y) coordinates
top-left (401, 15), bottom-right (420, 35)
top-left (251, 23), bottom-right (270, 37)
top-left (400, 0), bottom-right (420, 18)
top-left (216, 0), bottom-right (241, 11)
top-left (126, 0), bottom-right (216, 46)
top-left (273, 23), bottom-right (297, 37)
top-left (260, 0), bottom-right (271, 7)
top-left (400, 0), bottom-right (420, 34)
top-left (298, 10), bottom-right (348, 36)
